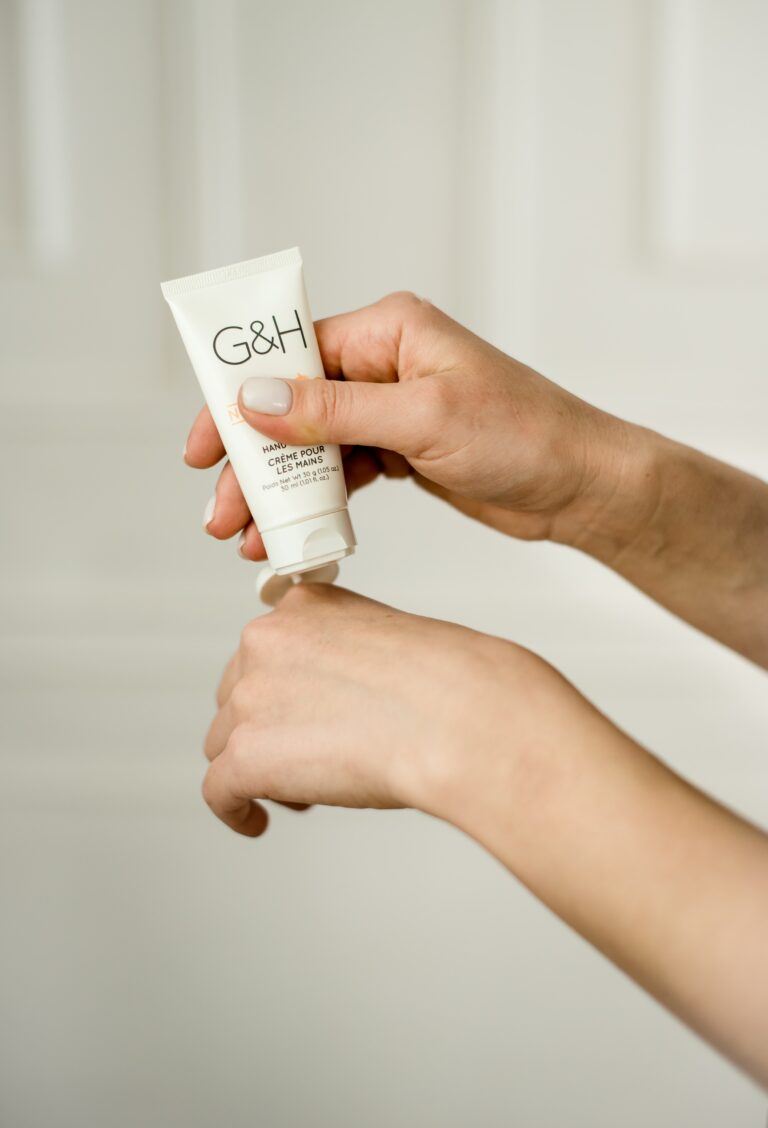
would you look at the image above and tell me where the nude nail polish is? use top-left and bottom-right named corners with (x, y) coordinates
top-left (240, 377), bottom-right (293, 415)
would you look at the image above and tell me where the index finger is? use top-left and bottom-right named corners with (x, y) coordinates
top-left (315, 291), bottom-right (451, 386)
top-left (184, 405), bottom-right (226, 468)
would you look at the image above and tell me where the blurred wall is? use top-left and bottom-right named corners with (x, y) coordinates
top-left (1, 1), bottom-right (767, 1125)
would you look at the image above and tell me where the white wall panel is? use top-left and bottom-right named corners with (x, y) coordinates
top-left (652, 0), bottom-right (768, 263)
top-left (496, 0), bottom-right (768, 447)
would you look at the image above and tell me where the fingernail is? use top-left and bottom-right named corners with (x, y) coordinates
top-left (240, 377), bottom-right (293, 415)
top-left (203, 495), bottom-right (216, 530)
top-left (238, 530), bottom-right (248, 557)
top-left (182, 442), bottom-right (188, 462)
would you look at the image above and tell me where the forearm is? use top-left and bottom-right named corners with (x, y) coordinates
top-left (556, 418), bottom-right (768, 666)
top-left (430, 705), bottom-right (768, 1087)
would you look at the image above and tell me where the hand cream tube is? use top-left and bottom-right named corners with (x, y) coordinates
top-left (162, 248), bottom-right (355, 575)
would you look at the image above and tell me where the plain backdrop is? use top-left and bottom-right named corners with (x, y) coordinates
top-left (1, 1), bottom-right (767, 1126)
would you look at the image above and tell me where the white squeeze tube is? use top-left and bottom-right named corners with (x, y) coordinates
top-left (161, 247), bottom-right (355, 576)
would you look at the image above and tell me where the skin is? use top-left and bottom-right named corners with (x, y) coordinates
top-left (185, 292), bottom-right (768, 1086)
top-left (189, 293), bottom-right (768, 664)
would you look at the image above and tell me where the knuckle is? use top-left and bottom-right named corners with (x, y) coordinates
top-left (225, 725), bottom-right (253, 780)
top-left (203, 726), bottom-right (217, 762)
top-left (381, 290), bottom-right (440, 324)
top-left (239, 615), bottom-right (279, 654)
top-left (384, 289), bottom-right (421, 310)
top-left (280, 582), bottom-right (329, 612)
top-left (228, 680), bottom-right (251, 717)
top-left (215, 676), bottom-right (230, 708)
top-left (239, 619), bottom-right (261, 651)
top-left (307, 376), bottom-right (342, 434)
top-left (201, 763), bottom-right (218, 809)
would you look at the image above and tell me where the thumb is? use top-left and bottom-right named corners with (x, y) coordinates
top-left (237, 375), bottom-right (431, 455)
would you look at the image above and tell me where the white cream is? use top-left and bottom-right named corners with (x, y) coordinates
top-left (162, 247), bottom-right (355, 575)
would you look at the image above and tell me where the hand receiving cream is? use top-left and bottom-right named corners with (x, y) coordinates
top-left (162, 248), bottom-right (355, 575)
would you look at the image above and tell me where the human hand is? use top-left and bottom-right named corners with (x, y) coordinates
top-left (201, 582), bottom-right (602, 836)
top-left (201, 586), bottom-right (768, 1088)
top-left (184, 292), bottom-right (642, 561)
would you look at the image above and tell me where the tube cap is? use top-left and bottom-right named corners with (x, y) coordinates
top-left (256, 560), bottom-right (340, 607)
top-left (260, 509), bottom-right (355, 576)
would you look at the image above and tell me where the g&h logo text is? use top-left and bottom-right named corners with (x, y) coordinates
top-left (212, 308), bottom-right (307, 365)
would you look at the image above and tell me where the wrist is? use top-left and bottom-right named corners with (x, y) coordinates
top-left (400, 646), bottom-right (573, 832)
top-left (551, 413), bottom-right (668, 564)
top-left (396, 642), bottom-right (543, 823)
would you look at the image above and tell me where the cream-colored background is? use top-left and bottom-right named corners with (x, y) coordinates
top-left (1, 1), bottom-right (767, 1125)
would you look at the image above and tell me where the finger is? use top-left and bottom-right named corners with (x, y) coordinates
top-left (203, 727), bottom-right (322, 827)
top-left (237, 373), bottom-right (443, 456)
top-left (204, 721), bottom-right (388, 817)
top-left (342, 447), bottom-right (411, 499)
top-left (202, 754), bottom-right (269, 838)
top-left (184, 405), bottom-right (226, 468)
top-left (212, 669), bottom-right (311, 810)
top-left (203, 461), bottom-right (251, 540)
top-left (237, 520), bottom-right (267, 562)
top-left (375, 449), bottom-right (411, 479)
top-left (344, 448), bottom-right (381, 498)
top-left (210, 674), bottom-right (309, 816)
top-left (204, 699), bottom-right (237, 762)
top-left (314, 290), bottom-right (446, 382)
top-left (216, 651), bottom-right (240, 708)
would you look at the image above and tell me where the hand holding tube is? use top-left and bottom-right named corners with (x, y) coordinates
top-left (188, 290), bottom-right (627, 552)
top-left (187, 290), bottom-right (768, 663)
